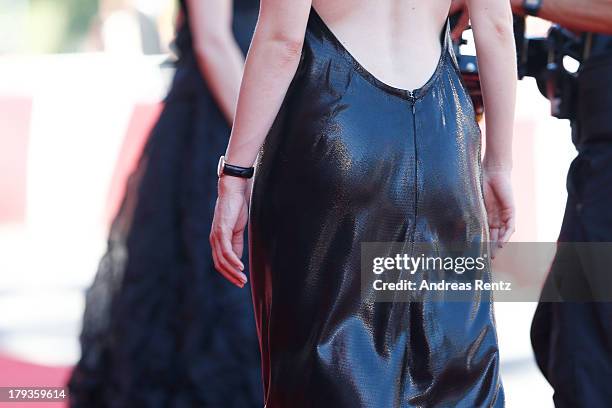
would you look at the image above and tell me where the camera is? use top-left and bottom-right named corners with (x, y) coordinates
top-left (514, 16), bottom-right (586, 120)
top-left (450, 13), bottom-right (588, 121)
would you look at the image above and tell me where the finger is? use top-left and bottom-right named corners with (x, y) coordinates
top-left (211, 230), bottom-right (246, 285)
top-left (214, 244), bottom-right (246, 287)
top-left (497, 226), bottom-right (506, 248)
top-left (489, 227), bottom-right (500, 259)
top-left (500, 216), bottom-right (516, 243)
top-left (490, 226), bottom-right (499, 246)
top-left (215, 234), bottom-right (245, 281)
top-left (216, 228), bottom-right (247, 280)
top-left (212, 247), bottom-right (242, 287)
top-left (212, 220), bottom-right (244, 271)
top-left (219, 227), bottom-right (245, 272)
top-left (211, 235), bottom-right (245, 287)
top-left (212, 250), bottom-right (243, 287)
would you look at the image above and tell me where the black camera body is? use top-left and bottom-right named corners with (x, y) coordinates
top-left (450, 14), bottom-right (587, 121)
top-left (514, 17), bottom-right (585, 120)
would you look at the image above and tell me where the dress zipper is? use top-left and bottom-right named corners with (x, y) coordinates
top-left (408, 90), bottom-right (416, 113)
top-left (408, 89), bottom-right (417, 250)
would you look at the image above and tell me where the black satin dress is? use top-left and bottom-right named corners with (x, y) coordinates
top-left (249, 9), bottom-right (504, 408)
top-left (68, 1), bottom-right (262, 407)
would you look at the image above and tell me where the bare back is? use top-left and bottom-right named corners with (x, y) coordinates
top-left (312, 0), bottom-right (452, 91)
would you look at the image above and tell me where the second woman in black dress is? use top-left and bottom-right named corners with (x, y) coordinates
top-left (69, 1), bottom-right (262, 406)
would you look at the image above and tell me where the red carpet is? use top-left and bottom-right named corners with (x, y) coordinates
top-left (0, 354), bottom-right (71, 407)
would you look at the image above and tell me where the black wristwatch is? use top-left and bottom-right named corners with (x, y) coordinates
top-left (523, 0), bottom-right (543, 16)
top-left (217, 155), bottom-right (255, 179)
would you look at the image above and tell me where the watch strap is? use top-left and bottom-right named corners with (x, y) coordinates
top-left (217, 155), bottom-right (255, 179)
top-left (223, 162), bottom-right (255, 178)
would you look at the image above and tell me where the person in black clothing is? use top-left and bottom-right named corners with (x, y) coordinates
top-left (68, 1), bottom-right (262, 407)
top-left (513, 1), bottom-right (612, 407)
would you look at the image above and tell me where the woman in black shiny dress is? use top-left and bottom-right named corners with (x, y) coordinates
top-left (68, 1), bottom-right (261, 407)
top-left (211, 0), bottom-right (517, 407)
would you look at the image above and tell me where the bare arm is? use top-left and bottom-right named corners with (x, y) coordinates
top-left (466, 0), bottom-right (517, 245)
top-left (210, 0), bottom-right (312, 286)
top-left (511, 0), bottom-right (612, 34)
top-left (222, 0), bottom-right (312, 171)
top-left (187, 0), bottom-right (245, 124)
top-left (467, 0), bottom-right (517, 171)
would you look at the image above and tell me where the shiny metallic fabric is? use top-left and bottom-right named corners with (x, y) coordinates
top-left (249, 8), bottom-right (504, 408)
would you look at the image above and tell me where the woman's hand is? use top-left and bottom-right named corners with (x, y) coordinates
top-left (210, 176), bottom-right (250, 287)
top-left (482, 167), bottom-right (515, 248)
